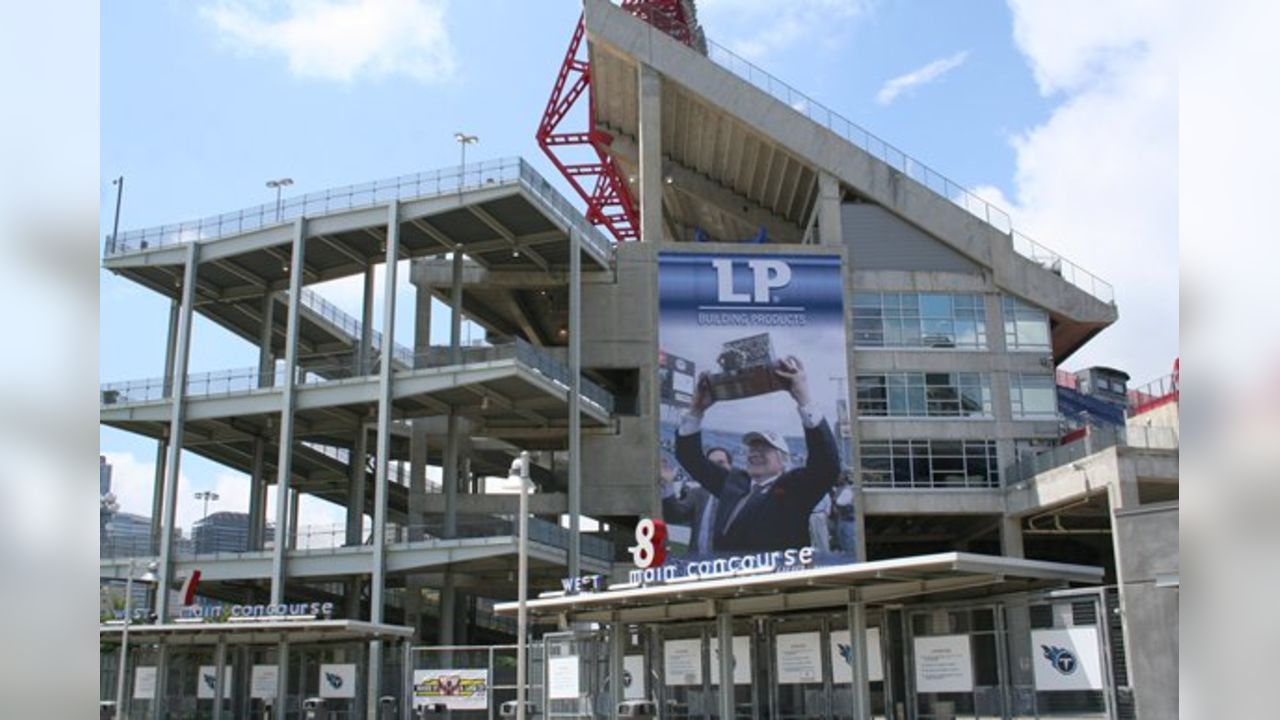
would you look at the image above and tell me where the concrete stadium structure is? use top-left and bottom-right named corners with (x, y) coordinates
top-left (99, 1), bottom-right (1177, 718)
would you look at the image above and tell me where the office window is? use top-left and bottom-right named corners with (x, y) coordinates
top-left (860, 440), bottom-right (1000, 488)
top-left (1003, 296), bottom-right (1051, 351)
top-left (1010, 373), bottom-right (1058, 417)
top-left (857, 372), bottom-right (992, 418)
top-left (853, 293), bottom-right (987, 349)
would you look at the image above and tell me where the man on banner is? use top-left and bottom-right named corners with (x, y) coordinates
top-left (676, 355), bottom-right (840, 553)
top-left (661, 448), bottom-right (731, 555)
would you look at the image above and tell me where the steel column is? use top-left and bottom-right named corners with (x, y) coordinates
top-left (275, 639), bottom-right (289, 719)
top-left (368, 201), bottom-right (400, 719)
top-left (717, 608), bottom-right (733, 720)
top-left (247, 438), bottom-right (266, 550)
top-left (212, 636), bottom-right (227, 720)
top-left (609, 621), bottom-right (626, 719)
top-left (150, 298), bottom-right (180, 553)
top-left (568, 228), bottom-right (582, 578)
top-left (269, 217), bottom-right (306, 606)
top-left (847, 599), bottom-right (872, 720)
top-left (155, 242), bottom-right (199, 622)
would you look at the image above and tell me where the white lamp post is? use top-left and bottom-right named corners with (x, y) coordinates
top-left (504, 451), bottom-right (532, 720)
top-left (454, 132), bottom-right (479, 196)
top-left (114, 559), bottom-right (159, 720)
top-left (265, 178), bottom-right (294, 221)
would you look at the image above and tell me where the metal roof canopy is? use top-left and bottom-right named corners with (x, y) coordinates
top-left (99, 619), bottom-right (414, 645)
top-left (494, 552), bottom-right (1103, 624)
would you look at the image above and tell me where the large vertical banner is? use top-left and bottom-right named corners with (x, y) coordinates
top-left (658, 252), bottom-right (854, 563)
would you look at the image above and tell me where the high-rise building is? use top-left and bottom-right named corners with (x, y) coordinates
top-left (192, 511), bottom-right (274, 554)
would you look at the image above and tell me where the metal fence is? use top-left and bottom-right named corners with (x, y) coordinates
top-left (408, 644), bottom-right (546, 720)
top-left (1004, 425), bottom-right (1179, 485)
top-left (704, 39), bottom-right (1114, 304)
top-left (1126, 373), bottom-right (1179, 416)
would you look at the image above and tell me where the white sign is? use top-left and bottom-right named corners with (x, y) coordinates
top-left (831, 627), bottom-right (885, 683)
top-left (914, 635), bottom-right (973, 693)
top-left (775, 632), bottom-right (823, 685)
top-left (413, 669), bottom-right (489, 710)
top-left (249, 661), bottom-right (277, 696)
top-left (196, 665), bottom-right (232, 700)
top-left (250, 665), bottom-right (278, 699)
top-left (132, 666), bottom-right (157, 700)
top-left (663, 638), bottom-right (703, 686)
top-left (623, 655), bottom-right (647, 699)
top-left (709, 635), bottom-right (753, 685)
top-left (319, 664), bottom-right (357, 699)
top-left (548, 656), bottom-right (581, 699)
top-left (1032, 628), bottom-right (1105, 691)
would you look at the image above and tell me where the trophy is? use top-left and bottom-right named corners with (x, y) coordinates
top-left (706, 333), bottom-right (787, 401)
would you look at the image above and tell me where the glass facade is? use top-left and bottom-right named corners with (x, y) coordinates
top-left (861, 440), bottom-right (1001, 488)
top-left (853, 293), bottom-right (988, 350)
top-left (1002, 297), bottom-right (1051, 351)
top-left (856, 372), bottom-right (993, 418)
top-left (1010, 373), bottom-right (1058, 418)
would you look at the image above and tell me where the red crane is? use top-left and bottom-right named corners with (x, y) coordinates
top-left (536, 1), bottom-right (704, 244)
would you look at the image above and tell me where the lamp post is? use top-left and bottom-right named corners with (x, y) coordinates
top-left (454, 132), bottom-right (479, 196)
top-left (265, 178), bottom-right (293, 221)
top-left (194, 490), bottom-right (220, 523)
top-left (505, 451), bottom-right (531, 720)
top-left (109, 176), bottom-right (124, 254)
top-left (114, 559), bottom-right (158, 720)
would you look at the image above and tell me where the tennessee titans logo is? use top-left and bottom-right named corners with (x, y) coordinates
top-left (202, 673), bottom-right (217, 691)
top-left (1042, 645), bottom-right (1077, 675)
top-left (325, 671), bottom-right (344, 689)
top-left (837, 643), bottom-right (854, 665)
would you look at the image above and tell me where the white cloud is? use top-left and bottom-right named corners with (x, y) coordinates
top-left (999, 0), bottom-right (1177, 383)
top-left (875, 51), bottom-right (970, 106)
top-left (697, 0), bottom-right (873, 61)
top-left (200, 0), bottom-right (457, 83)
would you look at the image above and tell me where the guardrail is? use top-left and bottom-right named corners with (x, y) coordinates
top-left (100, 516), bottom-right (616, 563)
top-left (103, 158), bottom-right (615, 263)
top-left (1127, 373), bottom-right (1179, 416)
top-left (100, 340), bottom-right (616, 415)
top-left (703, 39), bottom-right (1114, 304)
top-left (1004, 425), bottom-right (1178, 485)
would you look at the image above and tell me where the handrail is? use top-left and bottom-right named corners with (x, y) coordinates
top-left (1004, 425), bottom-right (1178, 484)
top-left (702, 38), bottom-right (1114, 304)
top-left (1127, 373), bottom-right (1179, 416)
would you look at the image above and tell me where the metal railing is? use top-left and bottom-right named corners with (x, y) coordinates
top-left (1004, 425), bottom-right (1179, 484)
top-left (102, 516), bottom-right (615, 563)
top-left (298, 287), bottom-right (415, 368)
top-left (1127, 373), bottom-right (1179, 416)
top-left (100, 339), bottom-right (616, 415)
top-left (703, 39), bottom-right (1114, 304)
top-left (103, 158), bottom-right (613, 261)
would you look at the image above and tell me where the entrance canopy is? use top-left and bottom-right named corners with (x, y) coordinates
top-left (495, 552), bottom-right (1102, 624)
top-left (99, 619), bottom-right (414, 646)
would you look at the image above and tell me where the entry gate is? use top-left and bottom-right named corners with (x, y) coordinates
top-left (408, 644), bottom-right (546, 720)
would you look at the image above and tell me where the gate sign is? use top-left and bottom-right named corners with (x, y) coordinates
top-left (413, 669), bottom-right (488, 710)
top-left (132, 666), bottom-right (157, 699)
top-left (831, 627), bottom-right (884, 683)
top-left (547, 656), bottom-right (582, 700)
top-left (1031, 628), bottom-right (1104, 691)
top-left (623, 655), bottom-right (647, 700)
top-left (196, 665), bottom-right (232, 700)
top-left (319, 664), bottom-right (357, 699)
top-left (250, 665), bottom-right (278, 699)
top-left (913, 635), bottom-right (973, 693)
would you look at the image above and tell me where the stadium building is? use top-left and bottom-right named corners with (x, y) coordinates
top-left (99, 1), bottom-right (1177, 718)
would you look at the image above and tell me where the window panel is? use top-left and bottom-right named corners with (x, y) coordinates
top-left (853, 293), bottom-right (987, 349)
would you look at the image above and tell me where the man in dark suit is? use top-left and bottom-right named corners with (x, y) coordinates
top-left (675, 356), bottom-right (840, 553)
top-left (661, 448), bottom-right (731, 555)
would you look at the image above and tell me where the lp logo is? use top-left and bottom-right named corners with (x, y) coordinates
top-left (712, 259), bottom-right (792, 303)
top-left (629, 518), bottom-right (668, 568)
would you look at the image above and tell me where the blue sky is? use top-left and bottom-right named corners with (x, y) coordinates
top-left (100, 0), bottom-right (1177, 531)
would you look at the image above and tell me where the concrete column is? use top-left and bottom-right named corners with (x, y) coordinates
top-left (368, 202), bottom-right (401, 719)
top-left (258, 291), bottom-right (275, 387)
top-left (150, 299), bottom-right (180, 554)
top-left (637, 64), bottom-right (663, 243)
top-left (439, 572), bottom-right (456, 646)
top-left (568, 228), bottom-right (582, 579)
top-left (716, 608), bottom-right (734, 720)
top-left (450, 250), bottom-right (464, 363)
top-left (269, 218), bottom-right (307, 607)
top-left (248, 438), bottom-right (267, 550)
top-left (347, 426), bottom-right (368, 546)
top-left (275, 639), bottom-right (289, 719)
top-left (817, 172), bottom-right (843, 246)
top-left (444, 414), bottom-right (460, 538)
top-left (442, 247), bottom-right (463, 648)
top-left (287, 489), bottom-right (300, 550)
top-left (212, 635), bottom-right (227, 720)
top-left (360, 265), bottom-right (376, 374)
top-left (846, 599), bottom-right (872, 720)
top-left (155, 242), bottom-right (200, 622)
top-left (155, 643), bottom-right (170, 719)
top-left (1000, 517), bottom-right (1025, 558)
top-left (346, 577), bottom-right (363, 620)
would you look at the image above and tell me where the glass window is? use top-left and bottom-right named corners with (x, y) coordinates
top-left (1003, 296), bottom-right (1051, 351)
top-left (856, 373), bottom-right (992, 418)
top-left (860, 439), bottom-right (999, 488)
top-left (852, 292), bottom-right (988, 350)
top-left (1011, 373), bottom-right (1058, 417)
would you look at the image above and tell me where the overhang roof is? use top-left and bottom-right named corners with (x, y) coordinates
top-left (495, 552), bottom-right (1102, 623)
top-left (99, 619), bottom-right (414, 644)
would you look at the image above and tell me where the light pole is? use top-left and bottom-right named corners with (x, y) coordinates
top-left (194, 490), bottom-right (220, 523)
top-left (109, 176), bottom-right (124, 254)
top-left (454, 132), bottom-right (479, 195)
top-left (114, 559), bottom-right (158, 720)
top-left (265, 178), bottom-right (293, 222)
top-left (504, 451), bottom-right (531, 720)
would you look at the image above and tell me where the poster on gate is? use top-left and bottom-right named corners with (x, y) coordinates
top-left (132, 666), bottom-right (157, 699)
top-left (709, 635), bottom-right (753, 685)
top-left (623, 655), bottom-right (647, 699)
top-left (196, 665), bottom-right (232, 699)
top-left (831, 627), bottom-right (884, 683)
top-left (547, 656), bottom-right (581, 699)
top-left (663, 638), bottom-right (703, 686)
top-left (413, 669), bottom-right (488, 710)
top-left (319, 664), bottom-right (357, 699)
top-left (1031, 628), bottom-right (1105, 691)
top-left (775, 632), bottom-right (823, 684)
top-left (913, 635), bottom-right (973, 693)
